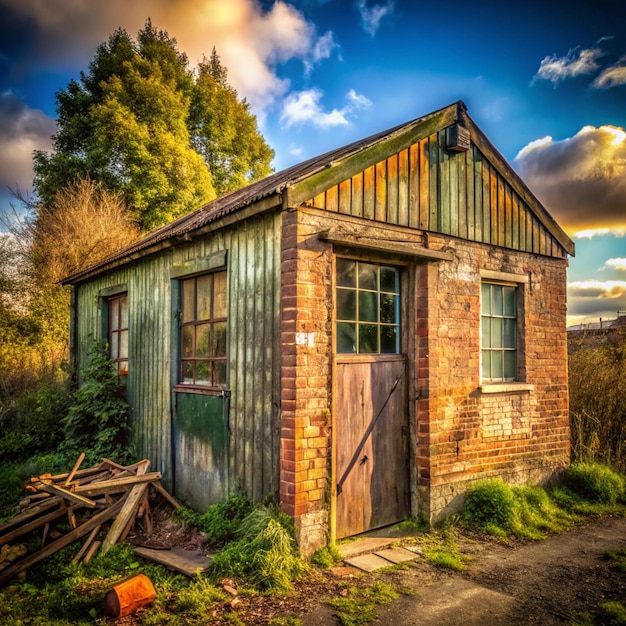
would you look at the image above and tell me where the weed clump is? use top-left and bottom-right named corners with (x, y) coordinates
top-left (462, 479), bottom-right (516, 531)
top-left (178, 492), bottom-right (254, 548)
top-left (310, 544), bottom-right (343, 568)
top-left (210, 506), bottom-right (307, 592)
top-left (563, 462), bottom-right (625, 504)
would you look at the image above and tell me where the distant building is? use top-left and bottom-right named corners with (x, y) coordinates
top-left (568, 312), bottom-right (626, 351)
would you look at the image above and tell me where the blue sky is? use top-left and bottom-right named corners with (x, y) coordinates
top-left (1, 0), bottom-right (625, 326)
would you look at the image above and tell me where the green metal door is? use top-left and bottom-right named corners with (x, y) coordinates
top-left (173, 392), bottom-right (229, 512)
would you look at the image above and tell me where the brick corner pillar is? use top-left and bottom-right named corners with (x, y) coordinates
top-left (279, 208), bottom-right (332, 558)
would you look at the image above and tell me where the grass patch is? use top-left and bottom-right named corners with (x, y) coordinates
top-left (574, 601), bottom-right (626, 626)
top-left (604, 548), bottom-right (626, 572)
top-left (418, 529), bottom-right (467, 571)
top-left (564, 463), bottom-right (625, 505)
top-left (461, 465), bottom-right (626, 540)
top-left (210, 505), bottom-right (307, 592)
top-left (310, 544), bottom-right (343, 568)
top-left (328, 581), bottom-right (399, 626)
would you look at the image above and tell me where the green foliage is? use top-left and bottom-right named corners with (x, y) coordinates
top-left (58, 342), bottom-right (133, 466)
top-left (604, 548), bottom-right (626, 572)
top-left (418, 528), bottom-right (467, 571)
top-left (310, 543), bottom-right (343, 568)
top-left (34, 20), bottom-right (273, 232)
top-left (575, 602), bottom-right (626, 626)
top-left (328, 581), bottom-right (399, 626)
top-left (461, 479), bottom-right (516, 530)
top-left (569, 335), bottom-right (626, 472)
top-left (210, 505), bottom-right (307, 592)
top-left (177, 492), bottom-right (254, 548)
top-left (564, 462), bottom-right (625, 504)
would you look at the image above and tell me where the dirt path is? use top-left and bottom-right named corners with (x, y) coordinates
top-left (298, 516), bottom-right (626, 626)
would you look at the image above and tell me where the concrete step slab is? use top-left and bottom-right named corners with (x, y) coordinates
top-left (374, 547), bottom-right (418, 564)
top-left (344, 553), bottom-right (397, 573)
top-left (338, 537), bottom-right (394, 560)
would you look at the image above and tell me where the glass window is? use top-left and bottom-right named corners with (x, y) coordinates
top-left (481, 282), bottom-right (518, 382)
top-left (336, 259), bottom-right (401, 354)
top-left (107, 294), bottom-right (128, 377)
top-left (179, 271), bottom-right (228, 387)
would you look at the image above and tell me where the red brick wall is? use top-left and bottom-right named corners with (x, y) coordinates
top-left (280, 207), bottom-right (570, 544)
top-left (416, 234), bottom-right (570, 520)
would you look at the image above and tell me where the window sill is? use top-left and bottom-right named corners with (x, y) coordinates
top-left (480, 383), bottom-right (534, 394)
top-left (174, 385), bottom-right (230, 397)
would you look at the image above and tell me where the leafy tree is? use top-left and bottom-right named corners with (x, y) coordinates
top-left (34, 20), bottom-right (274, 232)
top-left (189, 48), bottom-right (274, 196)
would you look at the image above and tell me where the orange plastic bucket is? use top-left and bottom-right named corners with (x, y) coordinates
top-left (103, 573), bottom-right (157, 617)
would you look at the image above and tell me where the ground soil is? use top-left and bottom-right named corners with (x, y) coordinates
top-left (127, 514), bottom-right (626, 625)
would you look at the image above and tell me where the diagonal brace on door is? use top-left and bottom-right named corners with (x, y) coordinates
top-left (336, 372), bottom-right (404, 496)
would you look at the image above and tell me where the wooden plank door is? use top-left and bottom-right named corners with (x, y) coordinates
top-left (335, 357), bottom-right (409, 538)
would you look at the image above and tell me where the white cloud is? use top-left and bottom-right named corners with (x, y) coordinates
top-left (1, 0), bottom-right (337, 118)
top-left (593, 55), bottom-right (626, 88)
top-left (575, 227), bottom-right (626, 239)
top-left (602, 258), bottom-right (626, 272)
top-left (514, 125), bottom-right (626, 234)
top-left (356, 0), bottom-right (394, 37)
top-left (0, 92), bottom-right (56, 193)
top-left (280, 88), bottom-right (350, 128)
top-left (533, 43), bottom-right (605, 85)
top-left (346, 89), bottom-right (372, 109)
top-left (280, 88), bottom-right (372, 129)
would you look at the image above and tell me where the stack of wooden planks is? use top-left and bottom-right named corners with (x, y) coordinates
top-left (0, 454), bottom-right (180, 586)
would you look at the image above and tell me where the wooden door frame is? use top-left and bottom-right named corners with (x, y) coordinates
top-left (329, 252), bottom-right (415, 542)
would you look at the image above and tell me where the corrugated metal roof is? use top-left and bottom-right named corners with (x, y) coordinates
top-left (62, 103), bottom-right (455, 285)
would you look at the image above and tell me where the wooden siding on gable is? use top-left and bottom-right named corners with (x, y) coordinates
top-left (305, 131), bottom-right (566, 259)
top-left (73, 210), bottom-right (282, 503)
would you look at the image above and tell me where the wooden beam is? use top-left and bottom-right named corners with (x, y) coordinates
top-left (0, 498), bottom-right (124, 586)
top-left (100, 484), bottom-right (149, 554)
top-left (318, 231), bottom-right (454, 262)
top-left (73, 472), bottom-right (161, 497)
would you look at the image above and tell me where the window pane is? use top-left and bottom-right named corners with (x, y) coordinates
top-left (503, 287), bottom-right (516, 317)
top-left (195, 361), bottom-right (211, 385)
top-left (196, 275), bottom-right (212, 321)
top-left (359, 324), bottom-right (378, 353)
top-left (481, 317), bottom-right (491, 349)
top-left (337, 289), bottom-right (356, 320)
top-left (182, 325), bottom-right (193, 358)
top-left (118, 360), bottom-right (128, 375)
top-left (182, 280), bottom-right (195, 322)
top-left (120, 329), bottom-right (128, 359)
top-left (482, 350), bottom-right (491, 379)
top-left (358, 263), bottom-right (378, 290)
top-left (492, 286), bottom-right (503, 316)
top-left (481, 283), bottom-right (491, 315)
top-left (337, 322), bottom-right (356, 353)
top-left (380, 326), bottom-right (398, 353)
top-left (358, 291), bottom-right (378, 322)
top-left (491, 317), bottom-right (503, 348)
top-left (196, 323), bottom-right (210, 357)
top-left (120, 296), bottom-right (128, 328)
top-left (213, 272), bottom-right (227, 318)
top-left (212, 321), bottom-right (227, 357)
top-left (109, 299), bottom-right (119, 330)
top-left (503, 319), bottom-right (516, 348)
top-left (380, 293), bottom-right (397, 324)
top-left (182, 361), bottom-right (194, 383)
top-left (337, 258), bottom-right (355, 288)
top-left (380, 267), bottom-right (398, 293)
top-left (110, 335), bottom-right (119, 359)
top-left (492, 350), bottom-right (503, 380)
top-left (214, 361), bottom-right (227, 386)
top-left (504, 351), bottom-right (516, 379)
